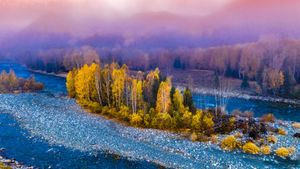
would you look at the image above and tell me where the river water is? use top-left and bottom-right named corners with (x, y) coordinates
top-left (0, 63), bottom-right (299, 169)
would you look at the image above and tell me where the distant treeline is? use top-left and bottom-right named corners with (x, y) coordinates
top-left (21, 39), bottom-right (300, 98)
top-left (0, 69), bottom-right (44, 93)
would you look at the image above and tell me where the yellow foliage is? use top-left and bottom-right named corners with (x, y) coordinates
top-left (172, 89), bottom-right (184, 112)
top-left (66, 70), bottom-right (76, 98)
top-left (152, 113), bottom-right (174, 129)
top-left (260, 113), bottom-right (275, 123)
top-left (182, 109), bottom-right (192, 128)
top-left (278, 128), bottom-right (286, 135)
top-left (119, 105), bottom-right (130, 120)
top-left (242, 142), bottom-right (260, 154)
top-left (74, 64), bottom-right (98, 102)
top-left (220, 135), bottom-right (237, 151)
top-left (0, 162), bottom-right (11, 169)
top-left (131, 79), bottom-right (143, 113)
top-left (261, 146), bottom-right (271, 155)
top-left (111, 68), bottom-right (126, 108)
top-left (292, 122), bottom-right (300, 129)
top-left (191, 110), bottom-right (203, 130)
top-left (267, 135), bottom-right (278, 144)
top-left (156, 81), bottom-right (171, 113)
top-left (275, 147), bottom-right (292, 158)
top-left (130, 113), bottom-right (143, 127)
top-left (203, 114), bottom-right (214, 131)
top-left (190, 132), bottom-right (198, 142)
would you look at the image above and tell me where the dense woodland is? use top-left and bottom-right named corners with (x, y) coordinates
top-left (66, 61), bottom-right (298, 157)
top-left (0, 69), bottom-right (44, 93)
top-left (24, 39), bottom-right (300, 98)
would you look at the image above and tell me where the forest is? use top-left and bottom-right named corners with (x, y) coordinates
top-left (22, 39), bottom-right (300, 99)
top-left (0, 69), bottom-right (43, 93)
top-left (66, 61), bottom-right (298, 157)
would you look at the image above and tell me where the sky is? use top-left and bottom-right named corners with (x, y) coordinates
top-left (0, 0), bottom-right (235, 32)
top-left (1, 0), bottom-right (300, 48)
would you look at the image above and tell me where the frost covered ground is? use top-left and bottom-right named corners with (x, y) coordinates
top-left (0, 93), bottom-right (299, 169)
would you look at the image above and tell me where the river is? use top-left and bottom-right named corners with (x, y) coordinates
top-left (0, 63), bottom-right (299, 169)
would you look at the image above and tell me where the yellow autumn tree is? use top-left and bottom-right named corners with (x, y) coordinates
top-left (144, 68), bottom-right (160, 106)
top-left (111, 67), bottom-right (126, 108)
top-left (172, 89), bottom-right (184, 113)
top-left (8, 69), bottom-right (18, 90)
top-left (74, 64), bottom-right (98, 104)
top-left (66, 69), bottom-right (77, 98)
top-left (156, 78), bottom-right (171, 113)
top-left (131, 79), bottom-right (143, 113)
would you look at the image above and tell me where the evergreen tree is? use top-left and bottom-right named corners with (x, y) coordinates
top-left (241, 75), bottom-right (250, 89)
top-left (183, 88), bottom-right (196, 113)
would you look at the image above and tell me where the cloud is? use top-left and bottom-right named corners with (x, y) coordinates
top-left (0, 0), bottom-right (235, 32)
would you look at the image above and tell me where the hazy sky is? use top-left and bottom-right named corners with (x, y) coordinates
top-left (0, 0), bottom-right (235, 32)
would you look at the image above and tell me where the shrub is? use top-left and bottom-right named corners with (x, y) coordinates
top-left (119, 105), bottom-right (130, 121)
top-left (86, 102), bottom-right (101, 113)
top-left (182, 109), bottom-right (192, 128)
top-left (210, 135), bottom-right (218, 144)
top-left (260, 113), bottom-right (275, 123)
top-left (292, 122), bottom-right (300, 129)
top-left (202, 114), bottom-right (214, 133)
top-left (278, 128), bottom-right (287, 135)
top-left (242, 142), bottom-right (260, 154)
top-left (143, 114), bottom-right (151, 128)
top-left (261, 146), bottom-right (271, 155)
top-left (191, 110), bottom-right (203, 131)
top-left (267, 135), bottom-right (278, 144)
top-left (152, 113), bottom-right (174, 129)
top-left (130, 113), bottom-right (143, 127)
top-left (220, 135), bottom-right (238, 151)
top-left (190, 132), bottom-right (198, 142)
top-left (275, 147), bottom-right (292, 158)
top-left (0, 162), bottom-right (11, 169)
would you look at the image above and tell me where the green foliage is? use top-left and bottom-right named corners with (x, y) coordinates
top-left (241, 75), bottom-right (250, 89)
top-left (183, 88), bottom-right (196, 113)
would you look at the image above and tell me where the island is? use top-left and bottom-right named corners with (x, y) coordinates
top-left (66, 61), bottom-right (299, 159)
top-left (0, 69), bottom-right (44, 93)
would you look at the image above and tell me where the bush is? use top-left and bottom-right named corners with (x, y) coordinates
top-left (152, 113), bottom-right (174, 129)
top-left (261, 146), bottom-right (271, 155)
top-left (191, 110), bottom-right (203, 131)
top-left (275, 147), bottom-right (292, 158)
top-left (202, 113), bottom-right (214, 133)
top-left (143, 114), bottom-right (151, 128)
top-left (210, 135), bottom-right (218, 144)
top-left (267, 135), bottom-right (278, 144)
top-left (182, 109), bottom-right (192, 128)
top-left (278, 128), bottom-right (287, 135)
top-left (220, 135), bottom-right (238, 151)
top-left (0, 162), bottom-right (11, 169)
top-left (292, 122), bottom-right (300, 129)
top-left (242, 142), bottom-right (260, 154)
top-left (119, 105), bottom-right (130, 121)
top-left (260, 113), bottom-right (275, 123)
top-left (86, 102), bottom-right (101, 113)
top-left (130, 113), bottom-right (143, 127)
top-left (190, 132), bottom-right (198, 142)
